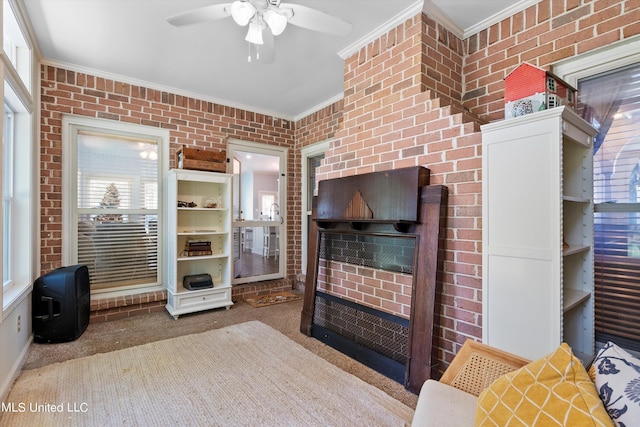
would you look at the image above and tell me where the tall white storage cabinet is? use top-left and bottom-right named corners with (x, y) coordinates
top-left (166, 169), bottom-right (233, 319)
top-left (481, 106), bottom-right (597, 361)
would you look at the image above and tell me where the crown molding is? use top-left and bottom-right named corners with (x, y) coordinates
top-left (41, 57), bottom-right (341, 124)
top-left (463, 0), bottom-right (541, 38)
top-left (39, 58), bottom-right (296, 121)
top-left (422, 1), bottom-right (464, 39)
top-left (293, 92), bottom-right (344, 122)
top-left (423, 0), bottom-right (541, 40)
top-left (337, 0), bottom-right (423, 60)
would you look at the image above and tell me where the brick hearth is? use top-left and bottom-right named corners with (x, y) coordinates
top-left (89, 279), bottom-right (295, 323)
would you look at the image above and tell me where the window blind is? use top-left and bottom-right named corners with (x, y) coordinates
top-left (580, 63), bottom-right (640, 351)
top-left (75, 132), bottom-right (159, 290)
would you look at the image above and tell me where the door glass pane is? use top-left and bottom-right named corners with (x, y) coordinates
top-left (307, 153), bottom-right (324, 212)
top-left (231, 147), bottom-right (283, 282)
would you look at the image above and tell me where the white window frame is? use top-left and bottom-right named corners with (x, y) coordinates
top-left (553, 37), bottom-right (640, 90)
top-left (554, 38), bottom-right (640, 216)
top-left (2, 0), bottom-right (31, 94)
top-left (300, 140), bottom-right (329, 273)
top-left (2, 108), bottom-right (13, 292)
top-left (1, 0), bottom-right (35, 319)
top-left (61, 115), bottom-right (169, 298)
top-left (2, 85), bottom-right (32, 311)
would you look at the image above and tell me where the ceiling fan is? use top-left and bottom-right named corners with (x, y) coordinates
top-left (167, 0), bottom-right (352, 62)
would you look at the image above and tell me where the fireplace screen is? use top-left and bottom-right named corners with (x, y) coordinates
top-left (300, 167), bottom-right (448, 393)
top-left (319, 232), bottom-right (415, 274)
top-left (313, 292), bottom-right (410, 381)
top-left (312, 232), bottom-right (416, 382)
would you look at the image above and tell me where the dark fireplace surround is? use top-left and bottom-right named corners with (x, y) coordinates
top-left (300, 166), bottom-right (448, 393)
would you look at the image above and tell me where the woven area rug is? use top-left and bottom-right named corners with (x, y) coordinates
top-left (244, 291), bottom-right (302, 308)
top-left (0, 321), bottom-right (413, 426)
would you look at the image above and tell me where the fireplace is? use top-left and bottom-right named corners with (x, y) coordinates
top-left (300, 167), bottom-right (448, 393)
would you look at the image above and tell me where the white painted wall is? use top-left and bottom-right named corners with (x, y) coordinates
top-left (0, 294), bottom-right (32, 401)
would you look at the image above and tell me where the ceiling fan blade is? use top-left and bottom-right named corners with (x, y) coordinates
top-left (167, 3), bottom-right (231, 27)
top-left (281, 3), bottom-right (352, 37)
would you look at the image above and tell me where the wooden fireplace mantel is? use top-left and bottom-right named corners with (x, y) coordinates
top-left (300, 166), bottom-right (448, 394)
top-left (314, 166), bottom-right (430, 232)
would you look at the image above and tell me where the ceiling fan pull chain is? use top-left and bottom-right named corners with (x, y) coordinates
top-left (246, 42), bottom-right (262, 63)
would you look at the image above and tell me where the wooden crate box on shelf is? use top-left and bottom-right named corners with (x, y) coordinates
top-left (176, 146), bottom-right (226, 173)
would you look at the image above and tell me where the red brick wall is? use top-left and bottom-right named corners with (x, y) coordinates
top-left (421, 14), bottom-right (465, 108)
top-left (317, 260), bottom-right (414, 319)
top-left (463, 0), bottom-right (640, 121)
top-left (314, 14), bottom-right (475, 183)
top-left (292, 101), bottom-right (345, 277)
top-left (304, 14), bottom-right (483, 369)
top-left (295, 101), bottom-right (344, 149)
top-left (295, 1), bottom-right (639, 370)
top-left (39, 65), bottom-right (297, 281)
top-left (89, 290), bottom-right (167, 322)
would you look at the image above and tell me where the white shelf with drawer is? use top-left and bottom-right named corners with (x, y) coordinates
top-left (166, 169), bottom-right (233, 319)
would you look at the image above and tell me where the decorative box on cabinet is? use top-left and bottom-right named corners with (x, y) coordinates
top-left (481, 106), bottom-right (597, 361)
top-left (166, 169), bottom-right (233, 319)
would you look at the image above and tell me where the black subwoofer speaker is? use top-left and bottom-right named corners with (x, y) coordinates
top-left (32, 264), bottom-right (90, 343)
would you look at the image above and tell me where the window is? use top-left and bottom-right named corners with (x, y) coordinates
top-left (300, 141), bottom-right (328, 272)
top-left (63, 117), bottom-right (168, 295)
top-left (259, 192), bottom-right (277, 219)
top-left (580, 63), bottom-right (640, 352)
top-left (2, 77), bottom-right (33, 313)
top-left (555, 39), bottom-right (640, 353)
top-left (546, 76), bottom-right (556, 92)
top-left (2, 107), bottom-right (13, 289)
top-left (2, 0), bottom-right (31, 93)
top-left (2, 0), bottom-right (34, 316)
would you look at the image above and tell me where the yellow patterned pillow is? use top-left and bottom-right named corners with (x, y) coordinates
top-left (474, 343), bottom-right (613, 426)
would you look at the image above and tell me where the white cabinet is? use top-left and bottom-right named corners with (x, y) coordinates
top-left (481, 106), bottom-right (597, 361)
top-left (166, 169), bottom-right (233, 318)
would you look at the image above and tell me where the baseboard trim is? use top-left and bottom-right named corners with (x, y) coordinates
top-left (0, 334), bottom-right (33, 403)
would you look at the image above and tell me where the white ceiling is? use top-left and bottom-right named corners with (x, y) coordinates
top-left (21, 0), bottom-right (534, 120)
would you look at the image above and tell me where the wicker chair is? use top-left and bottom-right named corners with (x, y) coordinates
top-left (411, 339), bottom-right (531, 426)
top-left (439, 339), bottom-right (531, 396)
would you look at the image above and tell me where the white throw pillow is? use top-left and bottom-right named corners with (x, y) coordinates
top-left (589, 341), bottom-right (640, 427)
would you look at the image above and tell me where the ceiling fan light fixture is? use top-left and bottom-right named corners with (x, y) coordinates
top-left (230, 0), bottom-right (256, 26)
top-left (245, 20), bottom-right (264, 45)
top-left (263, 9), bottom-right (287, 36)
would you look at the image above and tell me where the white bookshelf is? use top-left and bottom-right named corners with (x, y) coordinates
top-left (166, 169), bottom-right (233, 318)
top-left (481, 106), bottom-right (597, 360)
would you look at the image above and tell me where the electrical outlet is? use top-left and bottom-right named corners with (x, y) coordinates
top-left (17, 315), bottom-right (21, 333)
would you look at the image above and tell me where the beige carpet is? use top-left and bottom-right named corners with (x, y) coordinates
top-left (1, 321), bottom-right (414, 426)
